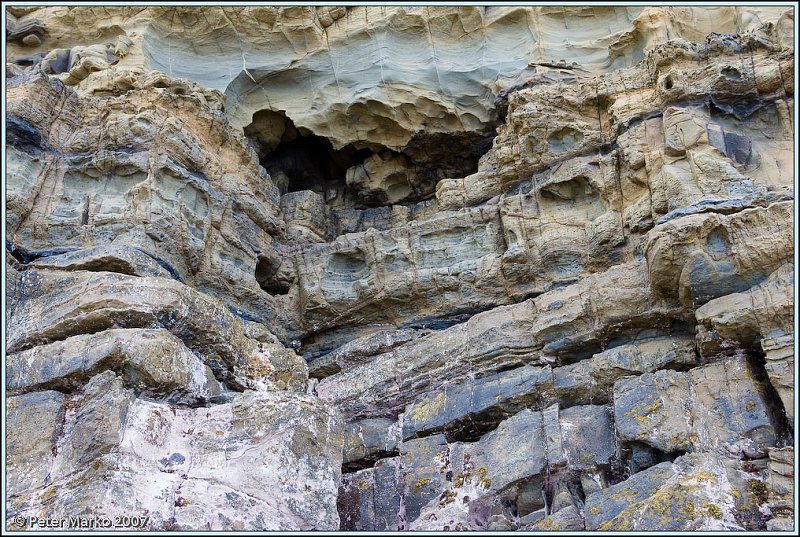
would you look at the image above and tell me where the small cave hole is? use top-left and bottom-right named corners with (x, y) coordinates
top-left (14, 57), bottom-right (36, 67)
top-left (539, 175), bottom-right (596, 203)
top-left (326, 250), bottom-right (369, 281)
top-left (721, 67), bottom-right (742, 81)
top-left (255, 255), bottom-right (290, 295)
top-left (706, 226), bottom-right (731, 255)
top-left (663, 74), bottom-right (674, 90)
top-left (547, 127), bottom-right (584, 153)
top-left (245, 109), bottom-right (497, 210)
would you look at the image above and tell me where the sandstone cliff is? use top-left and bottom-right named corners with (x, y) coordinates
top-left (4, 4), bottom-right (796, 532)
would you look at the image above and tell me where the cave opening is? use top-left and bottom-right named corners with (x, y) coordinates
top-left (255, 255), bottom-right (291, 296)
top-left (245, 109), bottom-right (371, 204)
top-left (244, 108), bottom-right (496, 209)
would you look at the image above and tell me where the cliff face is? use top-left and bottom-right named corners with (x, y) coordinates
top-left (4, 5), bottom-right (795, 532)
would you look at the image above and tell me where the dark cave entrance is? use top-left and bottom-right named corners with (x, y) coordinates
top-left (244, 108), bottom-right (496, 209)
top-left (245, 109), bottom-right (371, 203)
top-left (254, 255), bottom-right (290, 296)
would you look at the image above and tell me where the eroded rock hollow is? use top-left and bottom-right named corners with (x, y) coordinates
top-left (4, 4), bottom-right (796, 532)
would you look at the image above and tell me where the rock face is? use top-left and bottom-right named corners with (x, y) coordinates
top-left (4, 4), bottom-right (795, 533)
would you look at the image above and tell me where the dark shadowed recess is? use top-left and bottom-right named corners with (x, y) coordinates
top-left (243, 109), bottom-right (495, 209)
top-left (246, 109), bottom-right (371, 198)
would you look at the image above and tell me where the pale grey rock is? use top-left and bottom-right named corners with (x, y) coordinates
top-left (345, 151), bottom-right (425, 206)
top-left (27, 244), bottom-right (172, 278)
top-left (6, 329), bottom-right (222, 403)
top-left (332, 204), bottom-right (413, 236)
top-left (6, 391), bottom-right (66, 501)
top-left (761, 335), bottom-right (794, 426)
top-left (8, 383), bottom-right (344, 531)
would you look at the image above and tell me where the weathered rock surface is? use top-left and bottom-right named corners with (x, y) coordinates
top-left (4, 4), bottom-right (795, 533)
top-left (6, 328), bottom-right (222, 403)
top-left (614, 356), bottom-right (777, 457)
top-left (315, 260), bottom-right (689, 421)
top-left (766, 447), bottom-right (795, 531)
top-left (7, 375), bottom-right (343, 530)
top-left (6, 69), bottom-right (291, 338)
top-left (586, 453), bottom-right (749, 530)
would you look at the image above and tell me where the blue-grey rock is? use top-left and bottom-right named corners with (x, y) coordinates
top-left (614, 356), bottom-right (777, 458)
top-left (450, 405), bottom-right (565, 495)
top-left (560, 405), bottom-right (615, 471)
top-left (402, 365), bottom-right (555, 441)
top-left (688, 357), bottom-right (776, 458)
top-left (373, 458), bottom-right (404, 530)
top-left (343, 417), bottom-right (401, 468)
top-left (554, 336), bottom-right (696, 406)
top-left (585, 461), bottom-right (677, 530)
top-left (613, 369), bottom-right (693, 453)
top-left (585, 453), bottom-right (756, 530)
top-left (399, 434), bottom-right (451, 524)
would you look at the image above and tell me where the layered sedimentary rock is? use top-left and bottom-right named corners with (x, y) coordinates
top-left (5, 4), bottom-right (796, 533)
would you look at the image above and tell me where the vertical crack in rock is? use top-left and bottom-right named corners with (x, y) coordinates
top-left (745, 352), bottom-right (793, 445)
